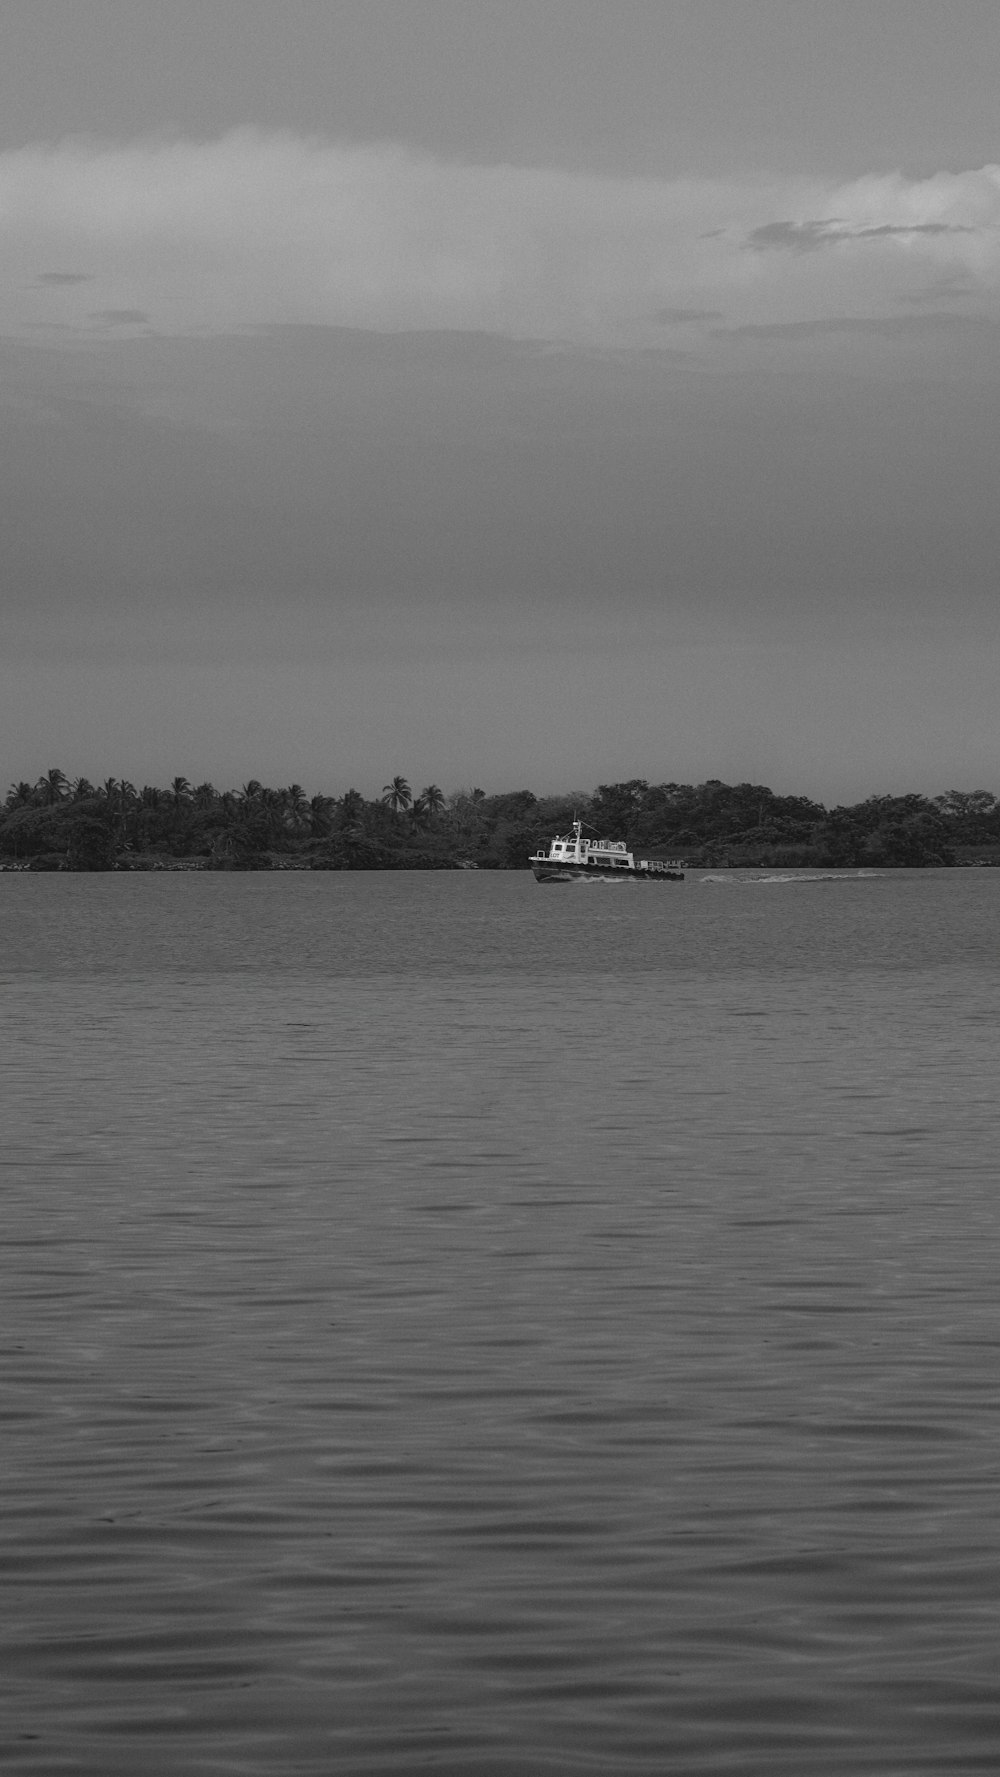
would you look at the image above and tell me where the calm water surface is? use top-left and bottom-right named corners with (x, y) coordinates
top-left (1, 870), bottom-right (998, 1774)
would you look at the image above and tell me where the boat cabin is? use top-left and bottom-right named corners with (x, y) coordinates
top-left (546, 829), bottom-right (634, 866)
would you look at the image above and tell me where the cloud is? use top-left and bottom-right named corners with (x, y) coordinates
top-left (747, 218), bottom-right (976, 252)
top-left (655, 305), bottom-right (723, 323)
top-left (89, 308), bottom-right (149, 325)
top-left (718, 312), bottom-right (996, 341)
top-left (746, 219), bottom-right (839, 253)
top-left (2, 135), bottom-right (1000, 349)
top-left (901, 274), bottom-right (974, 304)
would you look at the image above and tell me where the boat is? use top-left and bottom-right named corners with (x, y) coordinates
top-left (529, 820), bottom-right (685, 883)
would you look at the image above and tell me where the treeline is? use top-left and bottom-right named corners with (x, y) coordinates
top-left (2, 769), bottom-right (999, 871)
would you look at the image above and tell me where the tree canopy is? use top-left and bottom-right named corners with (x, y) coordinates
top-left (2, 769), bottom-right (997, 870)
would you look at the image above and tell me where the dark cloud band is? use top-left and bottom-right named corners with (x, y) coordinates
top-left (746, 219), bottom-right (975, 252)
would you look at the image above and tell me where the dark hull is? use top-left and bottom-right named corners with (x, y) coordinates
top-left (531, 862), bottom-right (684, 883)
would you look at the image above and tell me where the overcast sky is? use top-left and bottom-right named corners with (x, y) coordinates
top-left (2, 0), bottom-right (999, 800)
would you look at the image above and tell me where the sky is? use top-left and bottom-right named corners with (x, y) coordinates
top-left (2, 0), bottom-right (999, 802)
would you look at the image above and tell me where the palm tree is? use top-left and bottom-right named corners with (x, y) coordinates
top-left (308, 793), bottom-right (335, 838)
top-left (115, 781), bottom-right (138, 844)
top-left (420, 784), bottom-right (445, 820)
top-left (134, 785), bottom-right (163, 851)
top-left (71, 777), bottom-right (96, 801)
top-left (6, 781), bottom-right (34, 809)
top-left (337, 789), bottom-right (368, 844)
top-left (170, 777), bottom-right (192, 810)
top-left (282, 784), bottom-right (308, 831)
top-left (193, 782), bottom-right (217, 809)
top-left (37, 767), bottom-right (68, 805)
top-left (240, 780), bottom-right (263, 804)
top-left (382, 776), bottom-right (412, 814)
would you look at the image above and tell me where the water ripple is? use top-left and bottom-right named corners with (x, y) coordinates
top-left (2, 872), bottom-right (1000, 1771)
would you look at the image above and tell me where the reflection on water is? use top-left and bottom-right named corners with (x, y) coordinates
top-left (2, 873), bottom-right (999, 1773)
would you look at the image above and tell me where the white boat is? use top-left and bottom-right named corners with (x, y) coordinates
top-left (529, 820), bottom-right (685, 883)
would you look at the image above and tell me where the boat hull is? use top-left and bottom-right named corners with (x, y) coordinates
top-left (530, 861), bottom-right (683, 883)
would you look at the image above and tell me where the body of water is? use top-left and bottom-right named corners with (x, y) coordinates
top-left (2, 869), bottom-right (998, 1774)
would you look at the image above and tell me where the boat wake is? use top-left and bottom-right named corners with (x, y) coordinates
top-left (700, 871), bottom-right (881, 885)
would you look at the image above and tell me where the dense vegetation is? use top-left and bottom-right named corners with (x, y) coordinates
top-left (2, 770), bottom-right (998, 870)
